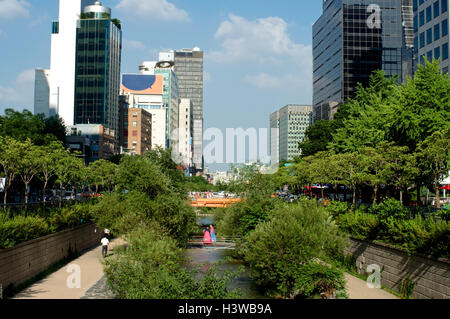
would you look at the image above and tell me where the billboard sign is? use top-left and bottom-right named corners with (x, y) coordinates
top-left (121, 74), bottom-right (163, 95)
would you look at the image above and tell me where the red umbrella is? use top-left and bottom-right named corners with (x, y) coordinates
top-left (440, 185), bottom-right (450, 190)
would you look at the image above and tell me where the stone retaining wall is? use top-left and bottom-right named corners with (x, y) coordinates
top-left (345, 238), bottom-right (450, 299)
top-left (0, 223), bottom-right (103, 290)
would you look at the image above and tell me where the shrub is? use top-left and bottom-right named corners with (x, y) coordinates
top-left (104, 226), bottom-right (242, 299)
top-left (241, 201), bottom-right (349, 298)
top-left (293, 263), bottom-right (347, 299)
top-left (336, 211), bottom-right (380, 240)
top-left (369, 198), bottom-right (410, 220)
top-left (325, 201), bottom-right (350, 217)
top-left (0, 213), bottom-right (50, 249)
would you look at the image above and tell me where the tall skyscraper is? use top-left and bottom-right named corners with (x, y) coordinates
top-left (270, 111), bottom-right (280, 167)
top-left (46, 0), bottom-right (96, 124)
top-left (160, 47), bottom-right (204, 172)
top-left (313, 0), bottom-right (414, 121)
top-left (74, 1), bottom-right (122, 153)
top-left (271, 105), bottom-right (313, 162)
top-left (34, 69), bottom-right (51, 117)
top-left (413, 0), bottom-right (449, 74)
top-left (177, 98), bottom-right (194, 169)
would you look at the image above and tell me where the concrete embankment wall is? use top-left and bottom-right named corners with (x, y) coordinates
top-left (345, 238), bottom-right (450, 299)
top-left (0, 223), bottom-right (103, 290)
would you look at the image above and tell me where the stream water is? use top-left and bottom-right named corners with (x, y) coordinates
top-left (184, 216), bottom-right (266, 299)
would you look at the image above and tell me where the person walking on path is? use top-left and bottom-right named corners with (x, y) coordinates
top-left (202, 226), bottom-right (212, 244)
top-left (101, 236), bottom-right (109, 258)
top-left (210, 225), bottom-right (216, 243)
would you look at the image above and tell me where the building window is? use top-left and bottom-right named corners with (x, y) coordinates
top-left (434, 1), bottom-right (440, 17)
top-left (419, 10), bottom-right (425, 26)
top-left (435, 46), bottom-right (441, 59)
top-left (132, 131), bottom-right (137, 136)
top-left (443, 43), bottom-right (449, 60)
top-left (420, 32), bottom-right (425, 48)
top-left (52, 21), bottom-right (59, 34)
top-left (426, 5), bottom-right (432, 22)
top-left (427, 50), bottom-right (433, 61)
top-left (442, 0), bottom-right (448, 13)
top-left (443, 19), bottom-right (448, 36)
top-left (434, 24), bottom-right (441, 40)
top-left (132, 121), bottom-right (137, 127)
top-left (427, 28), bottom-right (433, 44)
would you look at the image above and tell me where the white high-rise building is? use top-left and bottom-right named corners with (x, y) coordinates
top-left (46, 0), bottom-right (95, 125)
top-left (34, 69), bottom-right (51, 117)
top-left (177, 98), bottom-right (193, 167)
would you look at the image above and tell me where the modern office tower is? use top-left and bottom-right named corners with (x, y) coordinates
top-left (121, 74), bottom-right (166, 149)
top-left (46, 0), bottom-right (96, 124)
top-left (270, 111), bottom-right (280, 166)
top-left (313, 0), bottom-right (415, 121)
top-left (119, 108), bottom-right (152, 155)
top-left (177, 98), bottom-right (193, 168)
top-left (272, 105), bottom-right (313, 162)
top-left (160, 47), bottom-right (204, 172)
top-left (74, 1), bottom-right (122, 154)
top-left (34, 69), bottom-right (51, 117)
top-left (414, 0), bottom-right (449, 74)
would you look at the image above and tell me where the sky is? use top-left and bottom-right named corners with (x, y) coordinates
top-left (0, 0), bottom-right (323, 170)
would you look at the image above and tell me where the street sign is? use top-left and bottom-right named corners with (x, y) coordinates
top-left (0, 178), bottom-right (5, 192)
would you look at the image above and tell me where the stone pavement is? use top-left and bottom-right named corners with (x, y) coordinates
top-left (13, 238), bottom-right (122, 299)
top-left (344, 273), bottom-right (399, 299)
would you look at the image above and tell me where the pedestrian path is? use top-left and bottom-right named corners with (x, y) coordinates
top-left (344, 273), bottom-right (399, 299)
top-left (13, 238), bottom-right (123, 299)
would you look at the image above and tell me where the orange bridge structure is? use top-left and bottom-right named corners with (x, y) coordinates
top-left (189, 198), bottom-right (244, 208)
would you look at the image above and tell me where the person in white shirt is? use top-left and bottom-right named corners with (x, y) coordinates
top-left (101, 236), bottom-right (109, 258)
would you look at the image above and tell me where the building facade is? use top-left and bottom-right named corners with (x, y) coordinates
top-left (67, 124), bottom-right (115, 163)
top-left (270, 111), bottom-right (280, 166)
top-left (121, 74), bottom-right (166, 149)
top-left (74, 2), bottom-right (122, 154)
top-left (313, 0), bottom-right (415, 121)
top-left (34, 69), bottom-right (51, 117)
top-left (414, 0), bottom-right (449, 73)
top-left (119, 108), bottom-right (152, 155)
top-left (160, 48), bottom-right (204, 172)
top-left (177, 98), bottom-right (194, 168)
top-left (273, 105), bottom-right (313, 162)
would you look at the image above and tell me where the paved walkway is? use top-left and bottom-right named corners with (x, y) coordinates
top-left (344, 273), bottom-right (399, 299)
top-left (13, 238), bottom-right (123, 299)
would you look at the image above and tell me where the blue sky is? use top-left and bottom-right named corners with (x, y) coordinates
top-left (0, 0), bottom-right (323, 168)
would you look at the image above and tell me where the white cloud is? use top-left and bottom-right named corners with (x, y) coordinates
top-left (0, 0), bottom-right (30, 20)
top-left (210, 14), bottom-right (311, 69)
top-left (16, 69), bottom-right (34, 85)
top-left (242, 73), bottom-right (281, 89)
top-left (123, 39), bottom-right (146, 50)
top-left (0, 86), bottom-right (21, 102)
top-left (116, 0), bottom-right (189, 22)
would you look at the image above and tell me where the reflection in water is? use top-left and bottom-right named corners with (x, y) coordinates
top-left (185, 246), bottom-right (266, 299)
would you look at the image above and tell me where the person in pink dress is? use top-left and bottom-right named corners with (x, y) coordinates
top-left (202, 226), bottom-right (212, 244)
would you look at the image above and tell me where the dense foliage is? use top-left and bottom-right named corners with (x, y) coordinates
top-left (325, 199), bottom-right (450, 258)
top-left (238, 200), bottom-right (348, 298)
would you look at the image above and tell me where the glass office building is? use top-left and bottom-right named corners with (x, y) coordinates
top-left (74, 2), bottom-right (122, 153)
top-left (154, 68), bottom-right (180, 149)
top-left (313, 0), bottom-right (414, 121)
top-left (413, 0), bottom-right (449, 74)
